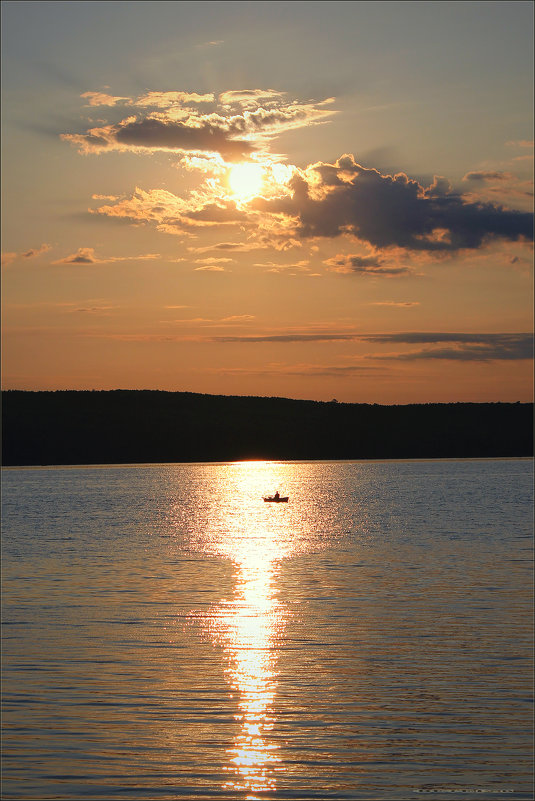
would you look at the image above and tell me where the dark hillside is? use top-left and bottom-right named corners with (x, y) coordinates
top-left (1, 390), bottom-right (532, 465)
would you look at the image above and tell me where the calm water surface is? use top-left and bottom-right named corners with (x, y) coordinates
top-left (2, 460), bottom-right (533, 800)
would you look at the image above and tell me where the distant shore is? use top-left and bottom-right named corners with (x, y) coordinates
top-left (2, 390), bottom-right (533, 466)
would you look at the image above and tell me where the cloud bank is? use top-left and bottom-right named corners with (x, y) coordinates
top-left (208, 330), bottom-right (533, 361)
top-left (63, 89), bottom-right (533, 263)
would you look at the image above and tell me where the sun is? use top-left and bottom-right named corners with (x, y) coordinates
top-left (229, 163), bottom-right (264, 200)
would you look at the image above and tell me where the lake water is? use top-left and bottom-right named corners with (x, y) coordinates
top-left (1, 460), bottom-right (533, 800)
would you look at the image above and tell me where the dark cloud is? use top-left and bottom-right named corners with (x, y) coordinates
top-left (252, 155), bottom-right (533, 252)
top-left (367, 332), bottom-right (533, 361)
top-left (325, 253), bottom-right (413, 276)
top-left (425, 176), bottom-right (453, 197)
top-left (339, 255), bottom-right (381, 268)
top-left (463, 171), bottom-right (515, 182)
top-left (208, 330), bottom-right (533, 361)
top-left (115, 118), bottom-right (253, 161)
top-left (64, 253), bottom-right (95, 264)
top-left (363, 332), bottom-right (528, 345)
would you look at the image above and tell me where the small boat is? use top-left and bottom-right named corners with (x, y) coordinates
top-left (264, 493), bottom-right (289, 503)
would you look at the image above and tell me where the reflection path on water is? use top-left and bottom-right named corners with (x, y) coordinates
top-left (211, 556), bottom-right (282, 795)
top-left (183, 461), bottom-right (317, 798)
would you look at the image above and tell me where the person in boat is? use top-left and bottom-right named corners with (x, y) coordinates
top-left (274, 491), bottom-right (280, 500)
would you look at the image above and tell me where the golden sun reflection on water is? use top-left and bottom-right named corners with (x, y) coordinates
top-left (188, 462), bottom-right (300, 798)
top-left (217, 559), bottom-right (282, 797)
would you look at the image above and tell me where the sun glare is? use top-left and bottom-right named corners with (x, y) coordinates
top-left (229, 163), bottom-right (264, 200)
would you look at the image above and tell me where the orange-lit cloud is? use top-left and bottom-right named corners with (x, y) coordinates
top-left (193, 257), bottom-right (235, 265)
top-left (81, 91), bottom-right (130, 106)
top-left (71, 305), bottom-right (118, 314)
top-left (219, 89), bottom-right (286, 107)
top-left (81, 89), bottom-right (214, 108)
top-left (92, 188), bottom-right (251, 233)
top-left (188, 241), bottom-right (269, 253)
top-left (62, 90), bottom-right (335, 161)
top-left (54, 247), bottom-right (160, 264)
top-left (253, 259), bottom-right (311, 273)
top-left (134, 90), bottom-right (214, 107)
top-left (2, 243), bottom-right (52, 265)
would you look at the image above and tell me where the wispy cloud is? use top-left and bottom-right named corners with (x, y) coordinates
top-left (71, 305), bottom-right (117, 314)
top-left (164, 314), bottom-right (254, 324)
top-left (81, 91), bottom-right (130, 107)
top-left (2, 243), bottom-right (51, 266)
top-left (206, 362), bottom-right (379, 377)
top-left (1, 252), bottom-right (18, 266)
top-left (210, 333), bottom-right (360, 343)
top-left (370, 301), bottom-right (420, 307)
top-left (219, 89), bottom-right (286, 107)
top-left (254, 259), bottom-right (311, 273)
top-left (81, 90), bottom-right (214, 108)
top-left (188, 241), bottom-right (269, 253)
top-left (53, 247), bottom-right (160, 264)
top-left (506, 140), bottom-right (534, 149)
top-left (197, 40), bottom-right (224, 48)
top-left (460, 169), bottom-right (533, 208)
top-left (193, 257), bottom-right (235, 265)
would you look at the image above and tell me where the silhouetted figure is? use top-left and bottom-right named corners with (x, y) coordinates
top-left (274, 491), bottom-right (280, 500)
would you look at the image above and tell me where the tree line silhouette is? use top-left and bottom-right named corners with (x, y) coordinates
top-left (2, 390), bottom-right (532, 465)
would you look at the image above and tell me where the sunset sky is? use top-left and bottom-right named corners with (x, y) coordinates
top-left (2, 0), bottom-right (533, 403)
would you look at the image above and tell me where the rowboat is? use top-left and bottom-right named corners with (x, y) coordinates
top-left (264, 494), bottom-right (289, 503)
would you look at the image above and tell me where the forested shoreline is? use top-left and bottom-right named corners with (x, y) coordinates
top-left (2, 390), bottom-right (532, 466)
